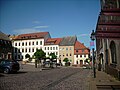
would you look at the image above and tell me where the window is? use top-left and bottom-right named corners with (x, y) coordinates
top-left (53, 47), bottom-right (55, 50)
top-left (51, 47), bottom-right (52, 50)
top-left (26, 42), bottom-right (27, 46)
top-left (29, 42), bottom-right (31, 45)
top-left (56, 47), bottom-right (58, 50)
top-left (32, 42), bottom-right (34, 45)
top-left (36, 41), bottom-right (38, 45)
top-left (66, 54), bottom-right (68, 56)
top-left (48, 47), bottom-right (49, 50)
top-left (76, 50), bottom-right (78, 52)
top-left (80, 55), bottom-right (82, 57)
top-left (56, 52), bottom-right (58, 55)
top-left (84, 55), bottom-right (86, 57)
top-left (76, 55), bottom-right (78, 58)
top-left (29, 48), bottom-right (31, 52)
top-left (25, 48), bottom-right (27, 52)
top-left (22, 49), bottom-right (24, 52)
top-left (110, 41), bottom-right (117, 64)
top-left (70, 53), bottom-right (72, 56)
top-left (70, 47), bottom-right (72, 50)
top-left (40, 41), bottom-right (42, 45)
top-left (32, 48), bottom-right (34, 52)
top-left (66, 48), bottom-right (68, 50)
top-left (19, 43), bottom-right (20, 46)
top-left (22, 42), bottom-right (24, 46)
top-left (15, 43), bottom-right (17, 46)
top-left (45, 47), bottom-right (46, 50)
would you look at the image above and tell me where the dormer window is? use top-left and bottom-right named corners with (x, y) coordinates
top-left (76, 50), bottom-right (78, 52)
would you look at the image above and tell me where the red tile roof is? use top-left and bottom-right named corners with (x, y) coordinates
top-left (74, 41), bottom-right (90, 55)
top-left (13, 32), bottom-right (49, 40)
top-left (45, 38), bottom-right (62, 45)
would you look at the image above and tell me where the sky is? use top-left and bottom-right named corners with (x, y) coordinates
top-left (0, 0), bottom-right (100, 48)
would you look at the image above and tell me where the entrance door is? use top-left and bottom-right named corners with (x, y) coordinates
top-left (80, 60), bottom-right (83, 67)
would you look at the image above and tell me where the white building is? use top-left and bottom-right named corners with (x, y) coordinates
top-left (74, 41), bottom-right (90, 66)
top-left (12, 32), bottom-right (51, 61)
top-left (44, 38), bottom-right (62, 63)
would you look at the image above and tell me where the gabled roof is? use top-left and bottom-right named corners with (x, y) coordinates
top-left (75, 41), bottom-right (87, 50)
top-left (13, 32), bottom-right (50, 40)
top-left (0, 31), bottom-right (10, 41)
top-left (74, 41), bottom-right (90, 54)
top-left (59, 36), bottom-right (77, 46)
top-left (45, 38), bottom-right (62, 45)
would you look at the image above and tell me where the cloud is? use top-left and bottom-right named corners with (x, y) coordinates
top-left (77, 34), bottom-right (90, 37)
top-left (13, 28), bottom-right (42, 34)
top-left (34, 25), bottom-right (49, 29)
top-left (13, 25), bottom-right (49, 34)
top-left (32, 21), bottom-right (40, 24)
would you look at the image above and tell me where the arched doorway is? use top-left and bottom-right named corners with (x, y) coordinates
top-left (80, 60), bottom-right (83, 67)
top-left (110, 41), bottom-right (117, 65)
top-left (98, 53), bottom-right (104, 71)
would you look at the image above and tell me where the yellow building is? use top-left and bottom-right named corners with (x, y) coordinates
top-left (59, 36), bottom-right (77, 65)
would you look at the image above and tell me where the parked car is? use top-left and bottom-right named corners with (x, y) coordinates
top-left (0, 60), bottom-right (20, 74)
top-left (82, 64), bottom-right (91, 69)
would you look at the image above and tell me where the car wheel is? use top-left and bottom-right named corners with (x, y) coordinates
top-left (4, 68), bottom-right (10, 74)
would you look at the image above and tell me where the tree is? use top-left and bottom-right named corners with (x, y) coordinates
top-left (25, 54), bottom-right (31, 62)
top-left (25, 54), bottom-right (30, 59)
top-left (34, 49), bottom-right (46, 60)
top-left (49, 53), bottom-right (57, 68)
top-left (63, 58), bottom-right (70, 66)
top-left (63, 58), bottom-right (69, 63)
top-left (34, 49), bottom-right (46, 68)
top-left (49, 53), bottom-right (57, 60)
top-left (85, 58), bottom-right (90, 64)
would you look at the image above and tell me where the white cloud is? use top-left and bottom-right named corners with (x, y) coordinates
top-left (32, 21), bottom-right (40, 24)
top-left (34, 25), bottom-right (49, 29)
top-left (13, 28), bottom-right (42, 34)
top-left (77, 34), bottom-right (90, 37)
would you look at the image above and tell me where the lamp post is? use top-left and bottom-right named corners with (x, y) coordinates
top-left (90, 30), bottom-right (96, 78)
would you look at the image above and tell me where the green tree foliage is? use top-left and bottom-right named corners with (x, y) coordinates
top-left (34, 49), bottom-right (46, 60)
top-left (49, 53), bottom-right (57, 59)
top-left (63, 58), bottom-right (69, 63)
top-left (85, 58), bottom-right (90, 63)
top-left (25, 54), bottom-right (30, 59)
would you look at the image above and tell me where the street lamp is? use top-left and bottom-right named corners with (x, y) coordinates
top-left (90, 30), bottom-right (96, 78)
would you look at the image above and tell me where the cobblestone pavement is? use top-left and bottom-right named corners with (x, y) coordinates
top-left (0, 64), bottom-right (92, 90)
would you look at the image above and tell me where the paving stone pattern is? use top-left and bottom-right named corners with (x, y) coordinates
top-left (0, 64), bottom-right (91, 90)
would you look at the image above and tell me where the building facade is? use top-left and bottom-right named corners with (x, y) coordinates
top-left (12, 32), bottom-right (90, 66)
top-left (0, 31), bottom-right (13, 60)
top-left (74, 41), bottom-right (90, 66)
top-left (96, 0), bottom-right (120, 79)
top-left (59, 36), bottom-right (77, 65)
top-left (44, 38), bottom-right (62, 63)
top-left (13, 32), bottom-right (51, 61)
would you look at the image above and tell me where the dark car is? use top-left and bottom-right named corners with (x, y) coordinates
top-left (0, 60), bottom-right (20, 74)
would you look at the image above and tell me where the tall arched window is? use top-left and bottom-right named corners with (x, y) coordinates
top-left (110, 41), bottom-right (117, 64)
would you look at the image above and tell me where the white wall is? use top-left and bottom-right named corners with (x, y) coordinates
top-left (13, 39), bottom-right (44, 61)
top-left (74, 54), bottom-right (88, 65)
